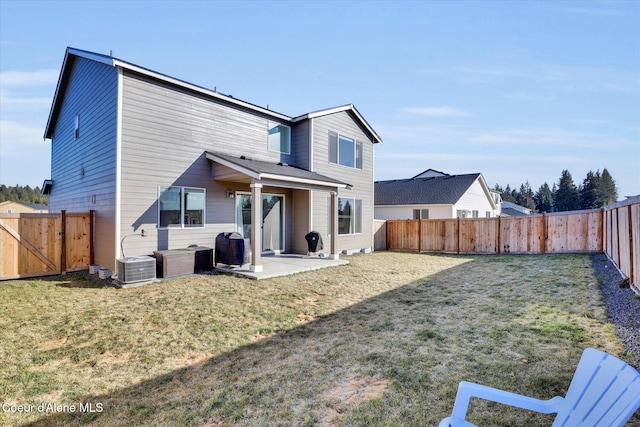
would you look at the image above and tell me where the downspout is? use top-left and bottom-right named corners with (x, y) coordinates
top-left (114, 67), bottom-right (123, 267)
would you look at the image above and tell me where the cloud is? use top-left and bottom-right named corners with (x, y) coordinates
top-left (0, 120), bottom-right (46, 156)
top-left (402, 106), bottom-right (471, 117)
top-left (0, 69), bottom-right (59, 87)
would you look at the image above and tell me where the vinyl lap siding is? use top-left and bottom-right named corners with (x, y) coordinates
top-left (48, 57), bottom-right (118, 270)
top-left (118, 72), bottom-right (296, 257)
top-left (311, 111), bottom-right (375, 252)
top-left (455, 179), bottom-right (495, 217)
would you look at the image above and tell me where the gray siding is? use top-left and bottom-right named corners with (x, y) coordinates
top-left (118, 71), bottom-right (299, 258)
top-left (292, 121), bottom-right (310, 170)
top-left (48, 57), bottom-right (118, 270)
top-left (292, 189), bottom-right (310, 253)
top-left (311, 111), bottom-right (375, 252)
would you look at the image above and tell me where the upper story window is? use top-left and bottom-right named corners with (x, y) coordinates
top-left (329, 131), bottom-right (363, 169)
top-left (268, 122), bottom-right (291, 154)
top-left (158, 186), bottom-right (205, 228)
top-left (74, 115), bottom-right (80, 139)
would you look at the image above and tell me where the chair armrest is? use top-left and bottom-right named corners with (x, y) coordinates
top-left (450, 381), bottom-right (564, 420)
top-left (439, 416), bottom-right (478, 427)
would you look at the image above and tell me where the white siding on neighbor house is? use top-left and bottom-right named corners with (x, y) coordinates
top-left (310, 110), bottom-right (375, 252)
top-left (48, 56), bottom-right (119, 270)
top-left (454, 178), bottom-right (495, 217)
top-left (374, 204), bottom-right (454, 220)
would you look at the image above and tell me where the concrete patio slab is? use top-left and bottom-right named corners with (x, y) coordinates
top-left (214, 254), bottom-right (349, 280)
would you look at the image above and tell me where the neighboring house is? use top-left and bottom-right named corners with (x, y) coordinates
top-left (0, 201), bottom-right (48, 214)
top-left (43, 47), bottom-right (382, 272)
top-left (501, 201), bottom-right (532, 217)
top-left (374, 169), bottom-right (498, 220)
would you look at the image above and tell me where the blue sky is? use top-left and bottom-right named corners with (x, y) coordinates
top-left (1, 0), bottom-right (639, 199)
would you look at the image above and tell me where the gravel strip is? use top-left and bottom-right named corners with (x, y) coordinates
top-left (592, 253), bottom-right (640, 369)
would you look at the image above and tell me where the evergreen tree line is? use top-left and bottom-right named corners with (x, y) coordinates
top-left (0, 184), bottom-right (48, 204)
top-left (494, 168), bottom-right (618, 213)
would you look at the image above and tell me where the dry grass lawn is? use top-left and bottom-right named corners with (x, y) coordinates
top-left (0, 252), bottom-right (637, 426)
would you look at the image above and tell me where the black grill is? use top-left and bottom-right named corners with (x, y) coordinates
top-left (305, 231), bottom-right (323, 253)
top-left (215, 232), bottom-right (246, 267)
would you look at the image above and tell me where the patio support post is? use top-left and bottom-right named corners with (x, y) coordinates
top-left (250, 181), bottom-right (263, 272)
top-left (329, 191), bottom-right (339, 260)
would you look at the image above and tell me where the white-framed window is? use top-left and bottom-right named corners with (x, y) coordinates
top-left (486, 211), bottom-right (491, 218)
top-left (329, 131), bottom-right (363, 169)
top-left (413, 209), bottom-right (429, 219)
top-left (74, 115), bottom-right (80, 139)
top-left (457, 210), bottom-right (468, 218)
top-left (268, 122), bottom-right (291, 154)
top-left (472, 210), bottom-right (479, 218)
top-left (158, 186), bottom-right (205, 228)
top-left (338, 197), bottom-right (362, 235)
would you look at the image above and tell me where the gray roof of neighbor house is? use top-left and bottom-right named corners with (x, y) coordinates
top-left (45, 47), bottom-right (383, 144)
top-left (375, 173), bottom-right (482, 205)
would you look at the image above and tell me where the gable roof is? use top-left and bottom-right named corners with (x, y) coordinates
top-left (206, 152), bottom-right (349, 190)
top-left (45, 47), bottom-right (383, 144)
top-left (291, 104), bottom-right (383, 144)
top-left (375, 173), bottom-right (484, 206)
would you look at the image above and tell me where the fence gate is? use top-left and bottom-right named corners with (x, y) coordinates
top-left (0, 211), bottom-right (94, 280)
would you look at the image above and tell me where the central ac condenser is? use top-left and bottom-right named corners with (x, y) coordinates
top-left (116, 256), bottom-right (156, 284)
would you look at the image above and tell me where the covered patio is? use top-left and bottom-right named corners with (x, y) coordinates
top-left (206, 151), bottom-right (350, 273)
top-left (214, 253), bottom-right (349, 280)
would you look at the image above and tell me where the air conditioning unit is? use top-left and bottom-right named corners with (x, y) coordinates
top-left (116, 256), bottom-right (156, 284)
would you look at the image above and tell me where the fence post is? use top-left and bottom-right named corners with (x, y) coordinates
top-left (628, 204), bottom-right (634, 284)
top-left (542, 212), bottom-right (547, 254)
top-left (457, 217), bottom-right (461, 254)
top-left (89, 210), bottom-right (95, 265)
top-left (418, 219), bottom-right (422, 253)
top-left (60, 210), bottom-right (67, 275)
top-left (497, 216), bottom-right (501, 254)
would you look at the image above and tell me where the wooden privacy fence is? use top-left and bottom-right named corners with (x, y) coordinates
top-left (604, 196), bottom-right (640, 290)
top-left (0, 211), bottom-right (94, 280)
top-left (382, 197), bottom-right (639, 289)
top-left (385, 209), bottom-right (604, 254)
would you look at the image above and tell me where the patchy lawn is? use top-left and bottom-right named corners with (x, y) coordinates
top-left (0, 252), bottom-right (637, 426)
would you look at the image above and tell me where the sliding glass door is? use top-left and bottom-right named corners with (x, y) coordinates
top-left (236, 193), bottom-right (284, 253)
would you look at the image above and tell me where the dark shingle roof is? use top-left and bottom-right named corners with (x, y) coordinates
top-left (375, 174), bottom-right (481, 205)
top-left (206, 152), bottom-right (349, 187)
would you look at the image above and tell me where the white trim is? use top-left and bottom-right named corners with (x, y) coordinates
top-left (267, 122), bottom-right (292, 155)
top-left (309, 118), bottom-right (314, 172)
top-left (115, 68), bottom-right (123, 261)
top-left (291, 103), bottom-right (383, 144)
top-left (235, 191), bottom-right (286, 253)
top-left (68, 47), bottom-right (115, 66)
top-left (259, 173), bottom-right (347, 189)
top-left (157, 186), bottom-right (206, 229)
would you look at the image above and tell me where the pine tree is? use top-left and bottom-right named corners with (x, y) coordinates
top-left (596, 168), bottom-right (618, 206)
top-left (580, 170), bottom-right (599, 209)
top-left (534, 183), bottom-right (554, 212)
top-left (554, 170), bottom-right (580, 211)
top-left (518, 182), bottom-right (536, 211)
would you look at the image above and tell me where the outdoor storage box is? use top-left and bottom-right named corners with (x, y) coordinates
top-left (153, 249), bottom-right (195, 279)
top-left (180, 246), bottom-right (213, 272)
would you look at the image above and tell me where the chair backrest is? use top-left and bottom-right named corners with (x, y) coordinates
top-left (552, 348), bottom-right (640, 426)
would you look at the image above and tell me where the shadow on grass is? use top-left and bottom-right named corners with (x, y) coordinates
top-left (16, 254), bottom-right (638, 426)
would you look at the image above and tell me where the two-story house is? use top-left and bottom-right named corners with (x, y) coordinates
top-left (43, 47), bottom-right (382, 273)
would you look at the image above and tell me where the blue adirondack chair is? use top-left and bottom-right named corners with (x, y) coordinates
top-left (439, 348), bottom-right (640, 427)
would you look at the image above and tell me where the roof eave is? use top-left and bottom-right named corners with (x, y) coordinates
top-left (291, 104), bottom-right (383, 144)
